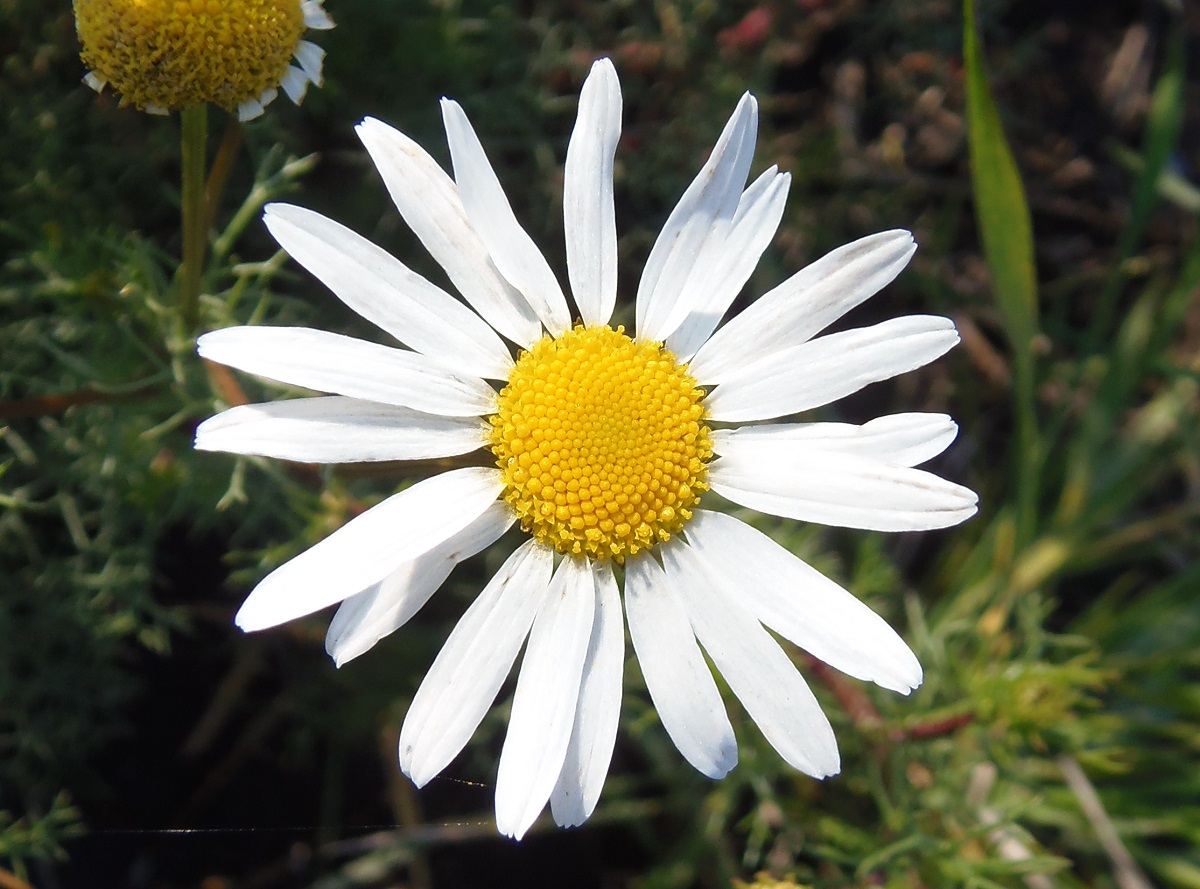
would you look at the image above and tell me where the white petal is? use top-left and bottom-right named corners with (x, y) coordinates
top-left (291, 41), bottom-right (325, 85)
top-left (195, 396), bottom-right (487, 463)
top-left (197, 326), bottom-right (496, 418)
top-left (301, 0), bottom-right (333, 28)
top-left (302, 0), bottom-right (335, 29)
top-left (624, 553), bottom-right (736, 779)
top-left (442, 99), bottom-right (571, 336)
top-left (324, 503), bottom-right (514, 667)
top-left (263, 203), bottom-right (513, 380)
top-left (280, 66), bottom-right (309, 104)
top-left (234, 467), bottom-right (504, 631)
top-left (662, 540), bottom-right (840, 778)
top-left (712, 413), bottom-right (959, 469)
top-left (690, 230), bottom-right (917, 384)
top-left (666, 168), bottom-right (790, 360)
top-left (684, 510), bottom-right (922, 693)
top-left (709, 448), bottom-right (979, 531)
top-left (356, 117), bottom-right (542, 348)
top-left (84, 71), bottom-right (106, 92)
top-left (237, 98), bottom-right (265, 122)
top-left (495, 557), bottom-right (596, 839)
top-left (564, 59), bottom-right (622, 328)
top-left (400, 540), bottom-right (552, 785)
top-left (636, 93), bottom-right (758, 345)
top-left (704, 315), bottom-right (960, 423)
top-left (551, 561), bottom-right (623, 827)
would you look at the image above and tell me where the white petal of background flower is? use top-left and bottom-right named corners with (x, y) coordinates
top-left (624, 554), bottom-right (737, 779)
top-left (195, 397), bottom-right (487, 464)
top-left (495, 557), bottom-right (596, 839)
top-left (263, 203), bottom-right (514, 380)
top-left (709, 449), bottom-right (979, 531)
top-left (636, 92), bottom-right (758, 344)
top-left (324, 503), bottom-right (514, 667)
top-left (355, 117), bottom-right (542, 348)
top-left (666, 167), bottom-right (791, 361)
top-left (280, 66), bottom-right (309, 104)
top-left (550, 561), bottom-right (624, 828)
top-left (711, 413), bottom-right (959, 469)
top-left (400, 540), bottom-right (552, 785)
top-left (564, 59), bottom-right (622, 328)
top-left (291, 41), bottom-right (324, 85)
top-left (235, 467), bottom-right (504, 632)
top-left (663, 540), bottom-right (841, 778)
top-left (441, 99), bottom-right (571, 337)
top-left (301, 0), bottom-right (334, 30)
top-left (689, 230), bottom-right (918, 384)
top-left (703, 315), bottom-right (960, 422)
top-left (197, 327), bottom-right (497, 418)
top-left (684, 510), bottom-right (923, 693)
top-left (236, 96), bottom-right (266, 122)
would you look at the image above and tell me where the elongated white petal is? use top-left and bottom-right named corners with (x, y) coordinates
top-left (685, 511), bottom-right (922, 693)
top-left (197, 326), bottom-right (496, 418)
top-left (709, 448), bottom-right (978, 531)
top-left (564, 59), bottom-right (622, 327)
top-left (663, 541), bottom-right (840, 778)
top-left (496, 557), bottom-right (595, 839)
top-left (195, 397), bottom-right (487, 463)
top-left (711, 413), bottom-right (958, 469)
top-left (704, 315), bottom-right (960, 423)
top-left (442, 100), bottom-right (571, 336)
top-left (237, 97), bottom-right (266, 122)
top-left (324, 503), bottom-right (514, 667)
top-left (636, 93), bottom-right (758, 345)
top-left (624, 553), bottom-right (737, 778)
top-left (689, 230), bottom-right (918, 384)
top-left (280, 66), bottom-right (309, 104)
top-left (301, 0), bottom-right (334, 29)
top-left (400, 540), bottom-right (552, 784)
top-left (235, 467), bottom-right (504, 631)
top-left (551, 561), bottom-right (623, 827)
top-left (263, 204), bottom-right (513, 380)
top-left (356, 117), bottom-right (542, 348)
top-left (666, 168), bottom-right (790, 360)
top-left (292, 41), bottom-right (325, 84)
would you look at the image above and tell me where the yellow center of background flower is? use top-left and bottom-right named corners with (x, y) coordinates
top-left (490, 325), bottom-right (712, 563)
top-left (74, 0), bottom-right (305, 113)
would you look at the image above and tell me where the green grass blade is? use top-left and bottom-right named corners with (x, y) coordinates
top-left (963, 0), bottom-right (1040, 544)
top-left (963, 0), bottom-right (1038, 354)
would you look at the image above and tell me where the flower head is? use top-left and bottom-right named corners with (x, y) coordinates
top-left (197, 60), bottom-right (978, 839)
top-left (74, 0), bottom-right (334, 120)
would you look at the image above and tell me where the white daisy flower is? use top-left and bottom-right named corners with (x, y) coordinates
top-left (74, 0), bottom-right (334, 121)
top-left (196, 59), bottom-right (977, 839)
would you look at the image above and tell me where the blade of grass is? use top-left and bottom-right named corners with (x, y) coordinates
top-left (963, 0), bottom-right (1040, 547)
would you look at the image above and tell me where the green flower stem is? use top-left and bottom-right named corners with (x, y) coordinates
top-left (179, 103), bottom-right (208, 334)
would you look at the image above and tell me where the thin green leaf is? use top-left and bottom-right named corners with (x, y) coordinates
top-left (962, 0), bottom-right (1038, 354)
top-left (963, 0), bottom-right (1040, 544)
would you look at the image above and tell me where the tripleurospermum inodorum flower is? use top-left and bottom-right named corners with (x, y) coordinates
top-left (196, 59), bottom-right (978, 839)
top-left (73, 0), bottom-right (334, 119)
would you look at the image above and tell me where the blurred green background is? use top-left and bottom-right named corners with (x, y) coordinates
top-left (1, 0), bottom-right (1198, 887)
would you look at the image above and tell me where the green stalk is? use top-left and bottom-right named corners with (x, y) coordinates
top-left (179, 103), bottom-right (208, 334)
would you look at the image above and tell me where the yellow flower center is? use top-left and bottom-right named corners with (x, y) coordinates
top-left (489, 325), bottom-right (712, 563)
top-left (74, 0), bottom-right (305, 113)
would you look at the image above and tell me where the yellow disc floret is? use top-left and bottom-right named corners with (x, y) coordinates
top-left (74, 0), bottom-right (305, 114)
top-left (490, 325), bottom-right (712, 563)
